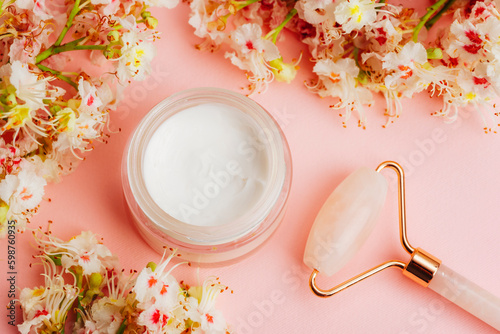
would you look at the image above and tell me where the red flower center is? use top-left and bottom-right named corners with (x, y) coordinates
top-left (160, 284), bottom-right (169, 295)
top-left (449, 57), bottom-right (459, 67)
top-left (465, 30), bottom-right (482, 44)
top-left (473, 76), bottom-right (490, 87)
top-left (148, 276), bottom-right (158, 288)
top-left (474, 7), bottom-right (486, 17)
top-left (245, 41), bottom-right (255, 51)
top-left (19, 187), bottom-right (33, 201)
top-left (398, 65), bottom-right (413, 79)
top-left (151, 309), bottom-right (169, 326)
top-left (375, 27), bottom-right (387, 45)
top-left (463, 43), bottom-right (482, 54)
top-left (87, 95), bottom-right (95, 106)
top-left (34, 309), bottom-right (48, 318)
top-left (151, 309), bottom-right (161, 324)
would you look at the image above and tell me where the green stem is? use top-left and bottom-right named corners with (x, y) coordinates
top-left (353, 47), bottom-right (369, 83)
top-left (412, 0), bottom-right (449, 42)
top-left (117, 319), bottom-right (127, 334)
top-left (220, 0), bottom-right (259, 22)
top-left (37, 64), bottom-right (78, 90)
top-left (36, 38), bottom-right (105, 64)
top-left (266, 8), bottom-right (297, 44)
top-left (234, 0), bottom-right (259, 10)
top-left (72, 269), bottom-right (85, 323)
top-left (36, 37), bottom-right (84, 63)
top-left (69, 44), bottom-right (106, 51)
top-left (54, 0), bottom-right (81, 46)
top-left (353, 47), bottom-right (361, 68)
top-left (0, 0), bottom-right (15, 16)
top-left (425, 0), bottom-right (457, 29)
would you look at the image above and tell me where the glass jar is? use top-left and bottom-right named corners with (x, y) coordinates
top-left (122, 87), bottom-right (292, 264)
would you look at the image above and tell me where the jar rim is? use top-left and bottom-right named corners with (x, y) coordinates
top-left (125, 87), bottom-right (292, 245)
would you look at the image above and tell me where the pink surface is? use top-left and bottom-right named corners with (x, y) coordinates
top-left (2, 4), bottom-right (500, 334)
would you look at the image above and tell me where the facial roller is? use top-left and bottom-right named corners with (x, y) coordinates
top-left (303, 161), bottom-right (500, 330)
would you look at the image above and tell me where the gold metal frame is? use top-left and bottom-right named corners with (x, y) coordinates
top-left (309, 161), bottom-right (442, 297)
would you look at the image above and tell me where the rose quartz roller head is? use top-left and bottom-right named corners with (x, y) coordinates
top-left (304, 161), bottom-right (500, 331)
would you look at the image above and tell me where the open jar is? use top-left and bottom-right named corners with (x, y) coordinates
top-left (122, 87), bottom-right (292, 264)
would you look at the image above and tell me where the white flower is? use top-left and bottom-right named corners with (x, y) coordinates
top-left (133, 252), bottom-right (192, 332)
top-left (91, 0), bottom-right (124, 15)
top-left (382, 41), bottom-right (430, 94)
top-left (27, 155), bottom-right (61, 183)
top-left (229, 23), bottom-right (279, 58)
top-left (36, 231), bottom-right (115, 275)
top-left (0, 167), bottom-right (46, 215)
top-left (90, 297), bottom-right (124, 334)
top-left (19, 287), bottom-right (46, 318)
top-left (0, 104), bottom-right (47, 140)
top-left (446, 20), bottom-right (486, 63)
top-left (10, 61), bottom-right (50, 110)
top-left (188, 0), bottom-right (228, 46)
top-left (61, 231), bottom-right (114, 275)
top-left (0, 144), bottom-right (21, 179)
top-left (470, 0), bottom-right (499, 22)
top-left (295, 0), bottom-right (336, 25)
top-left (15, 0), bottom-right (35, 9)
top-left (365, 16), bottom-right (402, 51)
top-left (188, 278), bottom-right (228, 334)
top-left (314, 57), bottom-right (360, 83)
top-left (117, 31), bottom-right (156, 83)
top-left (135, 267), bottom-right (180, 308)
top-left (225, 23), bottom-right (280, 93)
top-left (137, 304), bottom-right (173, 332)
top-left (477, 15), bottom-right (500, 62)
top-left (78, 79), bottom-right (103, 115)
top-left (9, 37), bottom-right (43, 64)
top-left (18, 306), bottom-right (51, 334)
top-left (134, 252), bottom-right (181, 308)
top-left (72, 113), bottom-right (101, 140)
top-left (18, 264), bottom-right (78, 334)
top-left (312, 57), bottom-right (373, 126)
top-left (14, 0), bottom-right (52, 21)
top-left (52, 111), bottom-right (103, 154)
top-left (382, 42), bottom-right (453, 120)
top-left (334, 0), bottom-right (385, 33)
top-left (95, 81), bottom-right (116, 110)
top-left (200, 308), bottom-right (226, 334)
top-left (452, 67), bottom-right (497, 105)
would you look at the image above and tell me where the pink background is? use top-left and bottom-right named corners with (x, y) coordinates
top-left (2, 3), bottom-right (500, 333)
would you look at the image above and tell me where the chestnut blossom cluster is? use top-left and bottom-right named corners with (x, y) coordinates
top-left (0, 0), bottom-right (180, 237)
top-left (188, 0), bottom-right (500, 130)
top-left (19, 230), bottom-right (232, 334)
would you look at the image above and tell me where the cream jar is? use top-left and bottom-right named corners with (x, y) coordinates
top-left (122, 88), bottom-right (292, 264)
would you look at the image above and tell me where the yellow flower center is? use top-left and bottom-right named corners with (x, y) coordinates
top-left (56, 108), bottom-right (76, 132)
top-left (465, 92), bottom-right (476, 101)
top-left (350, 5), bottom-right (363, 22)
top-left (4, 105), bottom-right (31, 130)
top-left (33, 288), bottom-right (45, 297)
top-left (134, 49), bottom-right (145, 67)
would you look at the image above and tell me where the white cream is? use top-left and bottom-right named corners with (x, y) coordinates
top-left (142, 103), bottom-right (271, 227)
